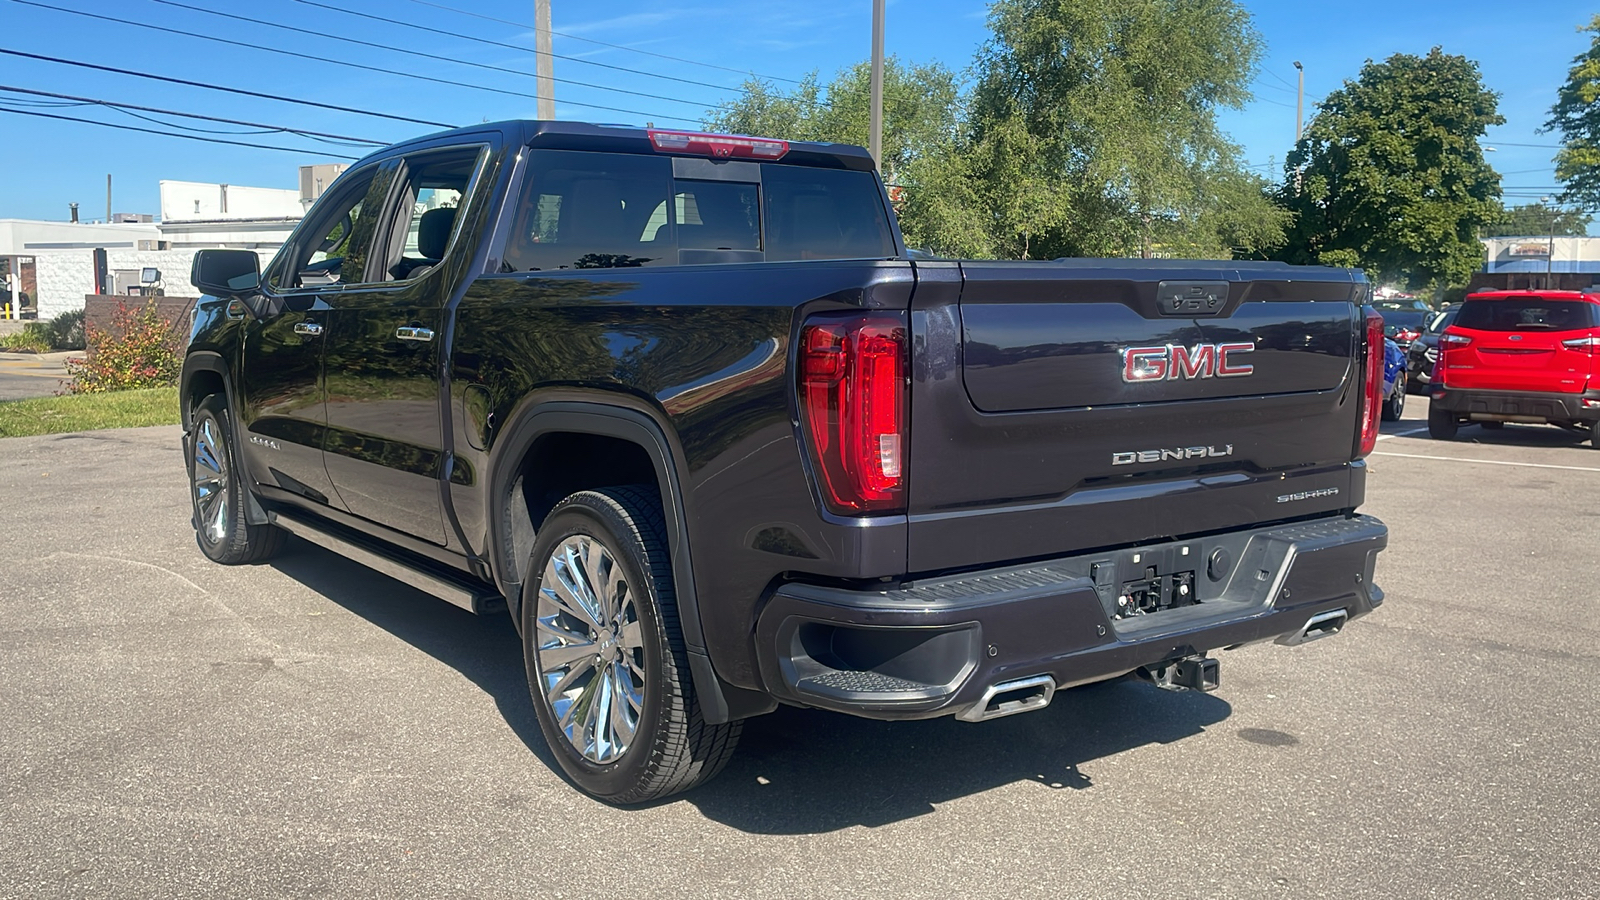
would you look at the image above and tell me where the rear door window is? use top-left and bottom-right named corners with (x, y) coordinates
top-left (503, 150), bottom-right (673, 271)
top-left (1455, 299), bottom-right (1597, 331)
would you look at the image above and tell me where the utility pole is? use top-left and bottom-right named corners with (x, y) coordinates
top-left (1543, 195), bottom-right (1557, 289)
top-left (106, 173), bottom-right (112, 222)
top-left (1293, 61), bottom-right (1304, 195)
top-left (869, 0), bottom-right (885, 170)
top-left (534, 0), bottom-right (555, 120)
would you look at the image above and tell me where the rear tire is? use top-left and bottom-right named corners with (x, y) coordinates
top-left (523, 486), bottom-right (740, 804)
top-left (1427, 405), bottom-right (1459, 440)
top-left (1590, 421), bottom-right (1600, 450)
top-left (188, 395), bottom-right (286, 564)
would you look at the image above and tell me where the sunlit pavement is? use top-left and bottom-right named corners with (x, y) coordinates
top-left (0, 412), bottom-right (1596, 898)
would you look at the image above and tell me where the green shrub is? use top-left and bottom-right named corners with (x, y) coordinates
top-left (64, 301), bottom-right (183, 393)
top-left (48, 309), bottom-right (86, 350)
top-left (0, 322), bottom-right (53, 353)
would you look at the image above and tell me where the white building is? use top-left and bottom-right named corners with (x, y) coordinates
top-left (2, 167), bottom-right (346, 319)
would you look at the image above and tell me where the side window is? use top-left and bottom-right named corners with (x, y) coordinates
top-left (276, 168), bottom-right (381, 290)
top-left (762, 165), bottom-right (896, 262)
top-left (503, 150), bottom-right (673, 271)
top-left (379, 146), bottom-right (485, 281)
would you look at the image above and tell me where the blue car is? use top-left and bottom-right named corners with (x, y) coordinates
top-left (1381, 336), bottom-right (1406, 421)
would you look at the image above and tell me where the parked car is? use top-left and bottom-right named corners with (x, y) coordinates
top-left (180, 121), bottom-right (1389, 803)
top-left (1405, 307), bottom-right (1459, 393)
top-left (1374, 306), bottom-right (1430, 351)
top-left (1382, 335), bottom-right (1406, 420)
top-left (1428, 290), bottom-right (1600, 446)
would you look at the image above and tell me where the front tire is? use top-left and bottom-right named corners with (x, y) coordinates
top-left (1427, 404), bottom-right (1459, 440)
top-left (188, 394), bottom-right (285, 564)
top-left (523, 486), bottom-right (740, 803)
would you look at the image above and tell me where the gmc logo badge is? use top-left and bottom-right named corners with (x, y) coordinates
top-left (1121, 343), bottom-right (1255, 383)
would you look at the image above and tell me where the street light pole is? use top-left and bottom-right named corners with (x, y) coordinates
top-left (870, 0), bottom-right (885, 170)
top-left (1293, 60), bottom-right (1304, 141)
top-left (534, 0), bottom-right (555, 120)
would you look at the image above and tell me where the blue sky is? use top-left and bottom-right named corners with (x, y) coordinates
top-left (0, 0), bottom-right (1593, 223)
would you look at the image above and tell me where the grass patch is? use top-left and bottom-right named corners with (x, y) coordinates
top-left (0, 387), bottom-right (179, 438)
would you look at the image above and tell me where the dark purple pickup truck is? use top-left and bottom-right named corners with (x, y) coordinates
top-left (181, 121), bottom-right (1388, 803)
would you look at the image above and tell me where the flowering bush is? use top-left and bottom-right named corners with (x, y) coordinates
top-left (65, 301), bottom-right (183, 393)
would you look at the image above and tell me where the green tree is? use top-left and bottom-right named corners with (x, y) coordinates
top-left (1547, 16), bottom-right (1600, 211)
top-left (1278, 48), bottom-right (1503, 290)
top-left (963, 0), bottom-right (1286, 259)
top-left (1483, 201), bottom-right (1591, 237)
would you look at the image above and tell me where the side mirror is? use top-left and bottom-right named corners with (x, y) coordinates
top-left (191, 249), bottom-right (261, 299)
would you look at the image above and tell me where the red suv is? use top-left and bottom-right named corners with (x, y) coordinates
top-left (1428, 290), bottom-right (1600, 446)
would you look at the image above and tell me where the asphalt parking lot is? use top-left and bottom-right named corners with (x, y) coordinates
top-left (0, 351), bottom-right (73, 401)
top-left (1, 398), bottom-right (1597, 899)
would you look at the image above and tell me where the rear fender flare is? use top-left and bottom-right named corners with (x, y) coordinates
top-left (486, 401), bottom-right (703, 651)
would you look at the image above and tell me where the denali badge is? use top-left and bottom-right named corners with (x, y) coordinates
top-left (1277, 487), bottom-right (1340, 504)
top-left (1112, 444), bottom-right (1234, 466)
top-left (1121, 343), bottom-right (1255, 382)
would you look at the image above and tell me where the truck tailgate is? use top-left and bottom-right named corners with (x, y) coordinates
top-left (906, 260), bottom-right (1368, 574)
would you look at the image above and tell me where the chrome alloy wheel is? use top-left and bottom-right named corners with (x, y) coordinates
top-left (191, 417), bottom-right (230, 545)
top-left (535, 534), bottom-right (646, 765)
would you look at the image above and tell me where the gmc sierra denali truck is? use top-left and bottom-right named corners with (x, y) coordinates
top-left (182, 121), bottom-right (1389, 803)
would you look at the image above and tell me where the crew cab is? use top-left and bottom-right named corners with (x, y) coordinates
top-left (181, 121), bottom-right (1389, 803)
top-left (1427, 290), bottom-right (1600, 446)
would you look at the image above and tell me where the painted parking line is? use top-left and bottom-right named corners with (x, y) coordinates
top-left (1376, 427), bottom-right (1429, 441)
top-left (1371, 450), bottom-right (1600, 473)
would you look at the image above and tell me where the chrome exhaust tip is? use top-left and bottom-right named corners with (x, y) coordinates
top-left (1277, 608), bottom-right (1349, 646)
top-left (957, 674), bottom-right (1057, 722)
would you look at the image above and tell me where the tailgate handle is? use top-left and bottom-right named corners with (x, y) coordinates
top-left (1156, 281), bottom-right (1229, 317)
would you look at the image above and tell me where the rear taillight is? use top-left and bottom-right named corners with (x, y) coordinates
top-left (798, 313), bottom-right (908, 514)
top-left (648, 129), bottom-right (789, 160)
top-left (1435, 332), bottom-right (1472, 388)
top-left (1561, 335), bottom-right (1600, 353)
top-left (1358, 309), bottom-right (1383, 458)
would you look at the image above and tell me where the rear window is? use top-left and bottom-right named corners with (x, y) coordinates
top-left (500, 150), bottom-right (896, 271)
top-left (763, 166), bottom-right (897, 261)
top-left (1455, 299), bottom-right (1598, 332)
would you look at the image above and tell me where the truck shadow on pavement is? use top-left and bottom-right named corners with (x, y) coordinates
top-left (270, 537), bottom-right (1232, 833)
top-left (267, 539), bottom-right (563, 776)
top-left (684, 681), bottom-right (1230, 833)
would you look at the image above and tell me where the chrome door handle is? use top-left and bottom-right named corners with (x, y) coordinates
top-left (293, 321), bottom-right (324, 337)
top-left (396, 326), bottom-right (434, 342)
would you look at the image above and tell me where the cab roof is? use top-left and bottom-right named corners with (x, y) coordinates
top-left (374, 120), bottom-right (878, 173)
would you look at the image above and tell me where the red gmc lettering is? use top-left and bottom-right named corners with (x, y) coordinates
top-left (1217, 342), bottom-right (1255, 377)
top-left (1122, 347), bottom-right (1169, 382)
top-left (1169, 344), bottom-right (1216, 379)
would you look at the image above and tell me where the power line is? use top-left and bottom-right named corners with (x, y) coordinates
top-left (12, 0), bottom-right (705, 124)
top-left (1264, 67), bottom-right (1298, 91)
top-left (0, 84), bottom-right (385, 146)
top-left (1252, 79), bottom-right (1295, 96)
top-left (0, 105), bottom-right (360, 157)
top-left (1484, 141), bottom-right (1562, 149)
top-left (284, 0), bottom-right (754, 99)
top-left (142, 0), bottom-right (732, 115)
top-left (0, 48), bottom-right (456, 130)
top-left (400, 0), bottom-right (806, 86)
